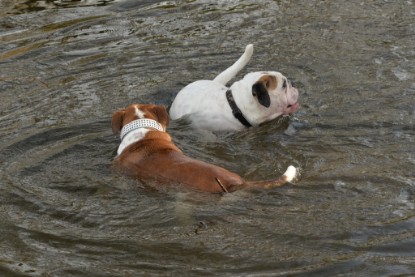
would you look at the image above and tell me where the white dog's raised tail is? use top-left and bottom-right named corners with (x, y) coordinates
top-left (213, 44), bottom-right (254, 85)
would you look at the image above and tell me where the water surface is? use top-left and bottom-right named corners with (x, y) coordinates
top-left (0, 0), bottom-right (414, 276)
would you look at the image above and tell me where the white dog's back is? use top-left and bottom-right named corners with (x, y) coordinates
top-left (170, 45), bottom-right (253, 124)
top-left (169, 80), bottom-right (234, 129)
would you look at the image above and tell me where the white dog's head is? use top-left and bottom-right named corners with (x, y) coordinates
top-left (232, 71), bottom-right (300, 126)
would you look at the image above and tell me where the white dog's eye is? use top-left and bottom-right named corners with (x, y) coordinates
top-left (282, 79), bottom-right (287, 88)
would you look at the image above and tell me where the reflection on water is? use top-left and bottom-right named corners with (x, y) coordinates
top-left (2, 0), bottom-right (116, 14)
top-left (0, 0), bottom-right (414, 276)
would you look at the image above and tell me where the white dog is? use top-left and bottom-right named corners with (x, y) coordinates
top-left (169, 44), bottom-right (300, 131)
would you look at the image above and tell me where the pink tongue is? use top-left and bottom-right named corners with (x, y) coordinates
top-left (286, 103), bottom-right (300, 113)
top-left (291, 103), bottom-right (300, 111)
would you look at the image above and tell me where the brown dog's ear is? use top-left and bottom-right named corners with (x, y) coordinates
top-left (252, 75), bottom-right (277, 108)
top-left (152, 105), bottom-right (170, 128)
top-left (112, 109), bottom-right (125, 134)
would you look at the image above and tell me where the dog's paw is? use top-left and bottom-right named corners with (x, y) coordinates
top-left (283, 165), bottom-right (297, 183)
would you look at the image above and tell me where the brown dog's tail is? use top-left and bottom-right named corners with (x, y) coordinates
top-left (243, 165), bottom-right (298, 190)
top-left (281, 165), bottom-right (297, 183)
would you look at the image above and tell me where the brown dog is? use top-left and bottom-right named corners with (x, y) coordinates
top-left (112, 104), bottom-right (297, 193)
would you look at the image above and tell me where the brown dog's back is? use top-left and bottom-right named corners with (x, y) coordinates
top-left (114, 141), bottom-right (243, 193)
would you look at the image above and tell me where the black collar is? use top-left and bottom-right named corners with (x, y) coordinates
top-left (226, 90), bottom-right (252, 128)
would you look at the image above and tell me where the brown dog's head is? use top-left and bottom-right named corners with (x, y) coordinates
top-left (112, 104), bottom-right (170, 134)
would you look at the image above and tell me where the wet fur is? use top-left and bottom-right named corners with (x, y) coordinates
top-left (112, 104), bottom-right (296, 193)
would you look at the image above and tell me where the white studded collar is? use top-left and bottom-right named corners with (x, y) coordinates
top-left (120, 119), bottom-right (163, 141)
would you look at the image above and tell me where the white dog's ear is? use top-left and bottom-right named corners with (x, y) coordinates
top-left (252, 75), bottom-right (276, 108)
